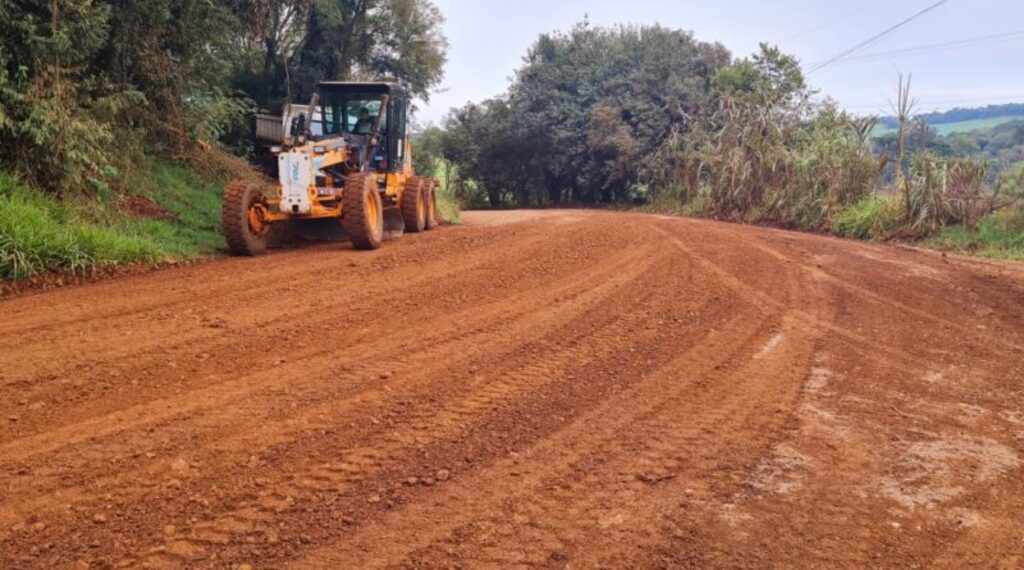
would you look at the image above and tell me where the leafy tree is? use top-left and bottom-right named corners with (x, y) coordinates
top-left (228, 0), bottom-right (313, 113)
top-left (0, 0), bottom-right (448, 195)
top-left (0, 0), bottom-right (123, 194)
top-left (445, 21), bottom-right (730, 207)
top-left (291, 0), bottom-right (447, 104)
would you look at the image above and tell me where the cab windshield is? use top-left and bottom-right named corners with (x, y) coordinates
top-left (319, 92), bottom-right (384, 136)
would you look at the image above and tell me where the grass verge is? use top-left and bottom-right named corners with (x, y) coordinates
top-left (924, 210), bottom-right (1024, 261)
top-left (125, 162), bottom-right (226, 257)
top-left (0, 161), bottom-right (227, 281)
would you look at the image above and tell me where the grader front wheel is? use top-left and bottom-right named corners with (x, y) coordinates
top-left (342, 173), bottom-right (384, 250)
top-left (223, 180), bottom-right (271, 256)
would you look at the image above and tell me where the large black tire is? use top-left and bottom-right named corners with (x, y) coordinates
top-left (424, 180), bottom-right (439, 230)
top-left (341, 173), bottom-right (384, 250)
top-left (401, 177), bottom-right (426, 233)
top-left (222, 180), bottom-right (271, 256)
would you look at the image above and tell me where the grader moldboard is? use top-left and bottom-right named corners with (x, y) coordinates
top-left (223, 81), bottom-right (438, 255)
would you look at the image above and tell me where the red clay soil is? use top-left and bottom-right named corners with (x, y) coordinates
top-left (1, 210), bottom-right (1023, 569)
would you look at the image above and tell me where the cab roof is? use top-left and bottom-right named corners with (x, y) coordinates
top-left (316, 81), bottom-right (406, 96)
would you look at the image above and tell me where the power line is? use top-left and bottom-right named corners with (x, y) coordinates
top-left (778, 2), bottom-right (880, 45)
top-left (807, 0), bottom-right (951, 73)
top-left (832, 30), bottom-right (1024, 65)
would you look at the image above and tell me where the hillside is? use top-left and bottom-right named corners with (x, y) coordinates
top-left (873, 114), bottom-right (1024, 137)
top-left (874, 103), bottom-right (1024, 136)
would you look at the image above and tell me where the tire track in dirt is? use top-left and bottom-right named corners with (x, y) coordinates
top-left (2, 216), bottom-right (673, 565)
top-left (0, 243), bottom-right (649, 522)
top-left (0, 226), bottom-right (649, 498)
top-left (0, 232), bottom-right (641, 457)
top-left (297, 241), bottom-right (822, 567)
top-left (2, 210), bottom-right (1023, 569)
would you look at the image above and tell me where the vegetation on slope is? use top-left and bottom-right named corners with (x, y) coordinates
top-left (0, 163), bottom-right (230, 280)
top-left (925, 211), bottom-right (1024, 260)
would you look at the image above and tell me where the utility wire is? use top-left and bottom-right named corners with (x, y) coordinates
top-left (832, 30), bottom-right (1024, 65)
top-left (807, 0), bottom-right (951, 73)
top-left (778, 2), bottom-right (880, 45)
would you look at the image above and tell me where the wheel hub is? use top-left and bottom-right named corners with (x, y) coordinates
top-left (248, 203), bottom-right (270, 236)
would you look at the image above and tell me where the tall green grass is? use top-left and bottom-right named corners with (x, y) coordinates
top-left (126, 162), bottom-right (226, 256)
top-left (423, 157), bottom-right (463, 224)
top-left (0, 175), bottom-right (161, 279)
top-left (0, 162), bottom-right (226, 280)
top-left (925, 210), bottom-right (1024, 260)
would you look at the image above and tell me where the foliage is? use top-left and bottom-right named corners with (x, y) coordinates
top-left (0, 0), bottom-right (448, 196)
top-left (878, 103), bottom-right (1024, 130)
top-left (781, 106), bottom-right (881, 227)
top-left (999, 162), bottom-right (1024, 214)
top-left (650, 46), bottom-right (880, 230)
top-left (0, 0), bottom-right (127, 194)
top-left (442, 21), bottom-right (730, 207)
top-left (0, 161), bottom-right (229, 280)
top-left (411, 125), bottom-right (447, 179)
top-left (433, 173), bottom-right (462, 225)
top-left (925, 210), bottom-right (1024, 260)
top-left (126, 162), bottom-right (227, 256)
top-left (905, 155), bottom-right (991, 232)
top-left (832, 195), bottom-right (903, 240)
top-left (874, 118), bottom-right (1024, 183)
top-left (288, 0), bottom-right (448, 107)
top-left (0, 172), bottom-right (159, 279)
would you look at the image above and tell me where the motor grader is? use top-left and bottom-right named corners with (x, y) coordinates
top-left (223, 81), bottom-right (438, 255)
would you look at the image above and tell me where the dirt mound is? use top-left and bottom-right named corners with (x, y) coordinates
top-left (118, 194), bottom-right (172, 220)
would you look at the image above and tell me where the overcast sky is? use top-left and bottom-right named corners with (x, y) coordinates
top-left (417, 0), bottom-right (1024, 124)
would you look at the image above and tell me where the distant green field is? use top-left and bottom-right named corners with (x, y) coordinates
top-left (871, 114), bottom-right (1024, 138)
top-left (932, 115), bottom-right (1024, 135)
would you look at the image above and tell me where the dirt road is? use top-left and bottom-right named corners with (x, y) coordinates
top-left (2, 210), bottom-right (1023, 569)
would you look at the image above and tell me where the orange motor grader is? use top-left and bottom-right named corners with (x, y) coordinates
top-left (223, 81), bottom-right (438, 255)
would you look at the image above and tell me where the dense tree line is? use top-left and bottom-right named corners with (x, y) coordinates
top-left (430, 22), bottom-right (731, 207)
top-left (424, 20), bottom-right (1017, 238)
top-left (427, 22), bottom-right (877, 219)
top-left (0, 0), bottom-right (447, 194)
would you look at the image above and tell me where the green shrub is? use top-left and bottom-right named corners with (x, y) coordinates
top-left (434, 178), bottom-right (462, 224)
top-left (906, 155), bottom-right (991, 232)
top-left (925, 210), bottom-right (1024, 260)
top-left (999, 162), bottom-right (1024, 214)
top-left (832, 195), bottom-right (903, 240)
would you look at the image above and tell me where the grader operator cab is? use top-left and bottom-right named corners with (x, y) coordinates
top-left (223, 81), bottom-right (438, 255)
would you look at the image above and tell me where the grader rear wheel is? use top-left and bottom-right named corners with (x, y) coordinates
top-left (223, 180), bottom-right (271, 256)
top-left (401, 177), bottom-right (426, 233)
top-left (341, 173), bottom-right (384, 250)
top-left (424, 180), bottom-right (439, 230)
